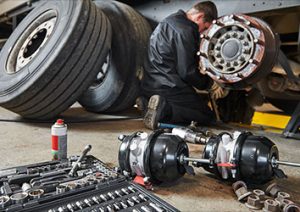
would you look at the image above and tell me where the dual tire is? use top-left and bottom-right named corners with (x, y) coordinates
top-left (0, 0), bottom-right (151, 119)
top-left (79, 1), bottom-right (152, 113)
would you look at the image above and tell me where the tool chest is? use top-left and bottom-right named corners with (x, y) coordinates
top-left (0, 155), bottom-right (178, 212)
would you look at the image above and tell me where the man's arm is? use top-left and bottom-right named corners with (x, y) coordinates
top-left (175, 29), bottom-right (212, 90)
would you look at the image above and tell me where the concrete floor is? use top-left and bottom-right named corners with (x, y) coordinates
top-left (0, 104), bottom-right (299, 211)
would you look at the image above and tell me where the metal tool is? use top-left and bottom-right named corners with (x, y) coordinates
top-left (0, 182), bottom-right (12, 195)
top-left (10, 192), bottom-right (28, 204)
top-left (28, 189), bottom-right (44, 199)
top-left (272, 159), bottom-right (300, 168)
top-left (75, 201), bottom-right (84, 210)
top-left (132, 196), bottom-right (140, 204)
top-left (149, 202), bottom-right (165, 212)
top-left (84, 198), bottom-right (93, 207)
top-left (58, 206), bottom-right (68, 212)
top-left (172, 127), bottom-right (209, 144)
top-left (0, 195), bottom-right (10, 209)
top-left (141, 205), bottom-right (152, 212)
top-left (56, 185), bottom-right (69, 194)
top-left (66, 203), bottom-right (76, 212)
top-left (69, 145), bottom-right (92, 177)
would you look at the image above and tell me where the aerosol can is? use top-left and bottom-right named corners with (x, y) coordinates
top-left (51, 119), bottom-right (67, 160)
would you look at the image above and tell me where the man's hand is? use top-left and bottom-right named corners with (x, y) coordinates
top-left (210, 81), bottom-right (229, 100)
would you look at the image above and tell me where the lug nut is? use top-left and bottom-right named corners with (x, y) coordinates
top-left (245, 194), bottom-right (263, 210)
top-left (277, 191), bottom-right (290, 201)
top-left (275, 198), bottom-right (294, 211)
top-left (232, 181), bottom-right (252, 201)
top-left (265, 183), bottom-right (281, 198)
top-left (263, 199), bottom-right (280, 212)
top-left (283, 203), bottom-right (300, 212)
top-left (253, 189), bottom-right (265, 199)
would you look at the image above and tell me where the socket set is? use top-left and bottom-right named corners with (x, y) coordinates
top-left (0, 155), bottom-right (178, 212)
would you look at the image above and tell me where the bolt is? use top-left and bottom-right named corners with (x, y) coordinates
top-left (242, 48), bottom-right (250, 54)
top-left (239, 56), bottom-right (245, 62)
top-left (225, 34), bottom-right (231, 39)
top-left (249, 59), bottom-right (259, 65)
top-left (243, 41), bottom-right (249, 46)
top-left (215, 45), bottom-right (221, 51)
top-left (239, 35), bottom-right (245, 40)
top-left (233, 61), bottom-right (239, 66)
top-left (208, 50), bottom-right (215, 56)
top-left (233, 32), bottom-right (238, 38)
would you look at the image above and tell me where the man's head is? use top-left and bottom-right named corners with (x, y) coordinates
top-left (187, 1), bottom-right (218, 33)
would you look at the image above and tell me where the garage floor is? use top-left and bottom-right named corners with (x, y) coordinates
top-left (0, 104), bottom-right (299, 211)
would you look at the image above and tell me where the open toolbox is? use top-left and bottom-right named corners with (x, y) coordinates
top-left (0, 155), bottom-right (178, 212)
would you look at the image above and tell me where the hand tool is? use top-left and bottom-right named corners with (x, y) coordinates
top-left (69, 145), bottom-right (92, 177)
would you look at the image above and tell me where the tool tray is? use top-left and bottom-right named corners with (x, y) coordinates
top-left (0, 155), bottom-right (178, 212)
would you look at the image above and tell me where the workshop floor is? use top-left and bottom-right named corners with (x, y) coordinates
top-left (0, 104), bottom-right (299, 212)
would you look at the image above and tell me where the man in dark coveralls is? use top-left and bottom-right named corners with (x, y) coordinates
top-left (141, 1), bottom-right (218, 129)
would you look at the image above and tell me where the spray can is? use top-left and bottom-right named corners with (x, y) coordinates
top-left (51, 119), bottom-right (67, 160)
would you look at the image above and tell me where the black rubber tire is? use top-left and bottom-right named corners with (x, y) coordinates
top-left (0, 0), bottom-right (112, 120)
top-left (79, 0), bottom-right (152, 113)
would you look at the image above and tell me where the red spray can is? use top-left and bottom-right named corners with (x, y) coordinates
top-left (51, 119), bottom-right (67, 160)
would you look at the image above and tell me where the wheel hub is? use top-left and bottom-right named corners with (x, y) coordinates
top-left (16, 17), bottom-right (56, 72)
top-left (199, 14), bottom-right (279, 88)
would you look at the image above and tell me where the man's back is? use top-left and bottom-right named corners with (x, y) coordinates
top-left (141, 10), bottom-right (206, 97)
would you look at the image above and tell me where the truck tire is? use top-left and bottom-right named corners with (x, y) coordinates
top-left (79, 1), bottom-right (151, 112)
top-left (0, 0), bottom-right (112, 119)
top-left (105, 1), bottom-right (152, 113)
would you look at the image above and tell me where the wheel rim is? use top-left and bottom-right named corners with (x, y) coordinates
top-left (6, 10), bottom-right (57, 74)
top-left (199, 14), bottom-right (279, 88)
top-left (91, 53), bottom-right (110, 88)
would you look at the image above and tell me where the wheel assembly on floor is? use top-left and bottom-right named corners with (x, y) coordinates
top-left (199, 14), bottom-right (280, 89)
top-left (0, 0), bottom-right (112, 119)
top-left (79, 1), bottom-right (152, 113)
top-left (118, 129), bottom-right (300, 184)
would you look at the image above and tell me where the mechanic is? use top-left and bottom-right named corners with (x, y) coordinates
top-left (140, 1), bottom-right (219, 130)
